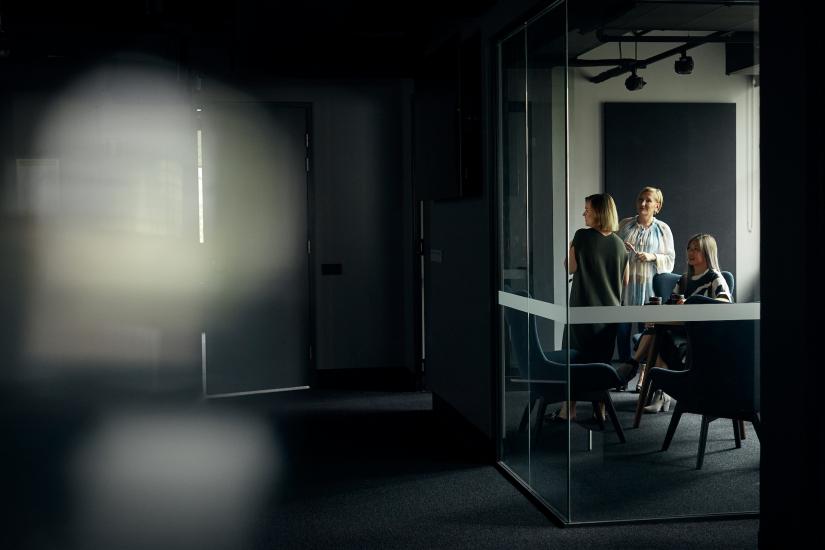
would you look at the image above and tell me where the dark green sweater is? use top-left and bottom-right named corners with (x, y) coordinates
top-left (570, 228), bottom-right (625, 307)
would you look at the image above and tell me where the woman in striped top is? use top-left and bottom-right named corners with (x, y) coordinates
top-left (674, 233), bottom-right (732, 303)
top-left (635, 233), bottom-right (732, 413)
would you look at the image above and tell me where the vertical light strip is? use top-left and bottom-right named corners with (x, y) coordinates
top-left (201, 331), bottom-right (208, 397)
top-left (197, 129), bottom-right (205, 243)
top-left (197, 127), bottom-right (207, 397)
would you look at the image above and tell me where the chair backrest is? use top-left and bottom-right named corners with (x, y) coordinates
top-left (501, 288), bottom-right (565, 380)
top-left (721, 270), bottom-right (735, 297)
top-left (683, 297), bottom-right (759, 414)
top-left (501, 288), bottom-right (623, 394)
top-left (652, 272), bottom-right (682, 300)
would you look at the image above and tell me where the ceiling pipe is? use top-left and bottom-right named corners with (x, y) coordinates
top-left (586, 30), bottom-right (731, 83)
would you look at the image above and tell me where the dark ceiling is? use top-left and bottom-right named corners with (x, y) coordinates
top-left (0, 0), bottom-right (499, 77)
top-left (0, 1), bottom-right (759, 79)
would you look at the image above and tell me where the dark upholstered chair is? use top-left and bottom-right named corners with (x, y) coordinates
top-left (633, 271), bottom-right (735, 352)
top-left (652, 272), bottom-right (682, 300)
top-left (502, 291), bottom-right (626, 444)
top-left (647, 295), bottom-right (761, 469)
top-left (721, 270), bottom-right (735, 299)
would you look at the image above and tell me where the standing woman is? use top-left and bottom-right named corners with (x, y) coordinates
top-left (558, 193), bottom-right (626, 421)
top-left (616, 187), bottom-right (676, 367)
top-left (568, 193), bottom-right (626, 362)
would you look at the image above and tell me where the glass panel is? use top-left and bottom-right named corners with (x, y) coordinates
top-left (524, 2), bottom-right (570, 520)
top-left (565, 0), bottom-right (761, 522)
top-left (499, 0), bottom-right (760, 524)
top-left (498, 27), bottom-right (532, 488)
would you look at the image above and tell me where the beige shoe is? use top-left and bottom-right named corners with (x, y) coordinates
top-left (643, 390), bottom-right (672, 414)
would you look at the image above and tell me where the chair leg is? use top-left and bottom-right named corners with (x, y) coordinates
top-left (697, 415), bottom-right (712, 469)
top-left (732, 418), bottom-right (742, 448)
top-left (661, 403), bottom-right (683, 451)
top-left (750, 413), bottom-right (762, 442)
top-left (592, 400), bottom-right (606, 430)
top-left (633, 374), bottom-right (655, 429)
top-left (603, 392), bottom-right (626, 444)
top-left (739, 419), bottom-right (747, 440)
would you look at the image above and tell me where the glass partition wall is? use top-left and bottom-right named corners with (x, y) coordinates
top-left (498, 3), bottom-right (571, 520)
top-left (497, 0), bottom-right (761, 523)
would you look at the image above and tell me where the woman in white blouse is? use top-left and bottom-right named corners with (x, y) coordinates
top-left (616, 187), bottom-right (676, 371)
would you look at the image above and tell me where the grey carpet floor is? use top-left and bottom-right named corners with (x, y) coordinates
top-left (238, 389), bottom-right (758, 549)
top-left (2, 387), bottom-right (759, 549)
top-left (503, 387), bottom-right (760, 521)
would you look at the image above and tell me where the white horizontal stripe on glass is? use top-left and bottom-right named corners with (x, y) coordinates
top-left (498, 291), bottom-right (760, 324)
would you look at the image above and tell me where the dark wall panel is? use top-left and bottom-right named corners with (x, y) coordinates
top-left (604, 102), bottom-right (736, 286)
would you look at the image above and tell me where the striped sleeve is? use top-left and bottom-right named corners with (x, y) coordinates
top-left (711, 273), bottom-right (732, 302)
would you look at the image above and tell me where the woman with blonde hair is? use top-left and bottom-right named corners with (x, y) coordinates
top-left (555, 193), bottom-right (626, 421)
top-left (616, 186), bottom-right (676, 378)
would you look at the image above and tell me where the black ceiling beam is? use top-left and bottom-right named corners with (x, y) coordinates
top-left (587, 30), bottom-right (731, 83)
top-left (569, 58), bottom-right (647, 68)
top-left (596, 29), bottom-right (754, 43)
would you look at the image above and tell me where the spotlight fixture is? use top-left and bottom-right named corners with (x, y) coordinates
top-left (675, 51), bottom-right (694, 74)
top-left (624, 68), bottom-right (646, 91)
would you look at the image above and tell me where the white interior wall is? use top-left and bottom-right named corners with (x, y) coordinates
top-left (568, 40), bottom-right (760, 301)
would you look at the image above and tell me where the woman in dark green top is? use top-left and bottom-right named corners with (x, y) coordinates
top-left (568, 193), bottom-right (627, 362)
top-left (557, 193), bottom-right (626, 421)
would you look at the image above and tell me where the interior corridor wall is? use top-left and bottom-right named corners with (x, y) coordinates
top-left (423, 0), bottom-right (548, 441)
top-left (182, 77), bottom-right (416, 373)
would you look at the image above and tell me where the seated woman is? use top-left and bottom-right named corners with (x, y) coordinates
top-left (632, 233), bottom-right (732, 413)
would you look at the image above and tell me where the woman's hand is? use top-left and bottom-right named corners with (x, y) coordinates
top-left (676, 298), bottom-right (686, 305)
top-left (636, 251), bottom-right (655, 262)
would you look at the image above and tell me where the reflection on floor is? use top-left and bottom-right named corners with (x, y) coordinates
top-left (503, 384), bottom-right (760, 522)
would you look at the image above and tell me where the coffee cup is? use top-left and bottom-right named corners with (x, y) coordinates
top-left (647, 296), bottom-right (662, 305)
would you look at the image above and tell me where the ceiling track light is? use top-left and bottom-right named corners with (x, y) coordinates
top-left (675, 50), bottom-right (694, 74)
top-left (624, 68), bottom-right (646, 91)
